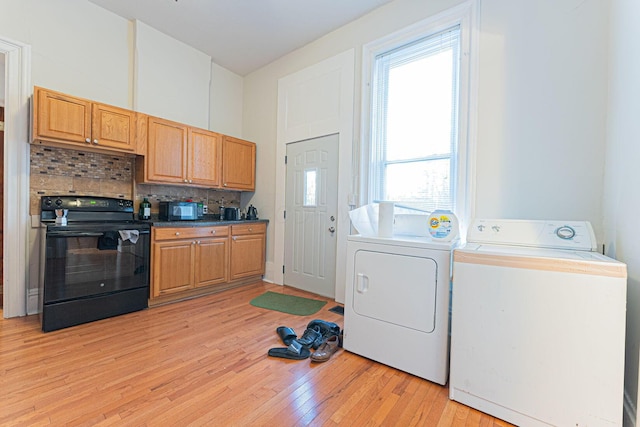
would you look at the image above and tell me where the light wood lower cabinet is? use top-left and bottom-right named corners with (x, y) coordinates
top-left (230, 223), bottom-right (266, 280)
top-left (152, 226), bottom-right (229, 298)
top-left (151, 223), bottom-right (265, 304)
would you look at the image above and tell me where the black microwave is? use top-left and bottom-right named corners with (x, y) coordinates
top-left (159, 202), bottom-right (203, 221)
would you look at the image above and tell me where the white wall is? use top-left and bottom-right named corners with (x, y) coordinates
top-left (210, 61), bottom-right (243, 138)
top-left (476, 0), bottom-right (609, 240)
top-left (0, 0), bottom-right (242, 130)
top-left (604, 0), bottom-right (640, 424)
top-left (0, 0), bottom-right (131, 107)
top-left (134, 20), bottom-right (211, 128)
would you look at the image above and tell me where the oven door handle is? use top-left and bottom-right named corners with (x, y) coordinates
top-left (46, 230), bottom-right (151, 237)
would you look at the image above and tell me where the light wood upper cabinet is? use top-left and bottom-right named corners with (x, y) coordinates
top-left (145, 116), bottom-right (188, 184)
top-left (188, 128), bottom-right (221, 187)
top-left (222, 136), bottom-right (256, 191)
top-left (139, 116), bottom-right (223, 188)
top-left (33, 87), bottom-right (257, 192)
top-left (33, 87), bottom-right (135, 153)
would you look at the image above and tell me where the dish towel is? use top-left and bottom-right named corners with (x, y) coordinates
top-left (118, 230), bottom-right (140, 244)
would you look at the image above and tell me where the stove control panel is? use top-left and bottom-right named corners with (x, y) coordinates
top-left (41, 196), bottom-right (134, 212)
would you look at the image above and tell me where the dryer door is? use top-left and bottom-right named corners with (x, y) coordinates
top-left (352, 249), bottom-right (437, 333)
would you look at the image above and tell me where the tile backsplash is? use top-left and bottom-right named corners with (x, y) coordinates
top-left (30, 146), bottom-right (133, 214)
top-left (29, 145), bottom-right (241, 216)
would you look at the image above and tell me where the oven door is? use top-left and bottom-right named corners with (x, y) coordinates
top-left (42, 224), bottom-right (150, 304)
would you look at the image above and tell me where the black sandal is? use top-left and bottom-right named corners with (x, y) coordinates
top-left (276, 326), bottom-right (297, 345)
top-left (268, 341), bottom-right (310, 360)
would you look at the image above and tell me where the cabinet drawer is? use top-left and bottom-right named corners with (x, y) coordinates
top-left (231, 223), bottom-right (266, 236)
top-left (154, 226), bottom-right (229, 241)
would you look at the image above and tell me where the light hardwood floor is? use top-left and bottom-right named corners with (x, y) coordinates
top-left (0, 282), bottom-right (512, 426)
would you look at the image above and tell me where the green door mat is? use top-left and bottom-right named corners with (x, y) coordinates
top-left (250, 291), bottom-right (327, 316)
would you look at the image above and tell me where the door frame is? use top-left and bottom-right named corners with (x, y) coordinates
top-left (274, 49), bottom-right (355, 303)
top-left (1, 36), bottom-right (31, 318)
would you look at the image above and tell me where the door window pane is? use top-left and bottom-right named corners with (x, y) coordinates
top-left (304, 169), bottom-right (317, 207)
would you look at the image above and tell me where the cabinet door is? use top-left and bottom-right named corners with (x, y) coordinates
top-left (188, 128), bottom-right (221, 187)
top-left (195, 237), bottom-right (228, 287)
top-left (222, 136), bottom-right (256, 191)
top-left (152, 240), bottom-right (195, 297)
top-left (91, 103), bottom-right (135, 152)
top-left (230, 233), bottom-right (265, 280)
top-left (34, 87), bottom-right (91, 145)
top-left (147, 117), bottom-right (188, 183)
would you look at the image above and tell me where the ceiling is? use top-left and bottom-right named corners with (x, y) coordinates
top-left (88, 0), bottom-right (393, 76)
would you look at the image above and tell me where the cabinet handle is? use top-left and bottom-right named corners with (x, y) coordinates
top-left (196, 240), bottom-right (201, 244)
top-left (248, 227), bottom-right (253, 232)
top-left (175, 232), bottom-right (180, 236)
top-left (93, 139), bottom-right (99, 145)
top-left (223, 183), bottom-right (227, 187)
top-left (192, 241), bottom-right (196, 245)
top-left (189, 180), bottom-right (192, 183)
top-left (85, 138), bottom-right (91, 143)
top-left (183, 179), bottom-right (188, 183)
top-left (211, 230), bottom-right (216, 234)
top-left (232, 236), bottom-right (237, 241)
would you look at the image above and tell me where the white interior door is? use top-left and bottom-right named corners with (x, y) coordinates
top-left (284, 134), bottom-right (339, 297)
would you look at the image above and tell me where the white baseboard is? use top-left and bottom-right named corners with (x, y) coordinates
top-left (27, 288), bottom-right (39, 315)
top-left (264, 261), bottom-right (275, 283)
top-left (624, 388), bottom-right (636, 427)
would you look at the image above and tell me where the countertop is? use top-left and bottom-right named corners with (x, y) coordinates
top-left (142, 215), bottom-right (268, 228)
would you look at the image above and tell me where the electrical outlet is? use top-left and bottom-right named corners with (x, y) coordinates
top-left (203, 205), bottom-right (208, 214)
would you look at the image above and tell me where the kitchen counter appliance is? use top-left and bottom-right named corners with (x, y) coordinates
top-left (39, 196), bottom-right (151, 332)
top-left (224, 207), bottom-right (240, 220)
top-left (247, 205), bottom-right (258, 220)
top-left (158, 201), bottom-right (203, 221)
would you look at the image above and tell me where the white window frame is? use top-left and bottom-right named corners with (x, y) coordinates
top-left (360, 0), bottom-right (479, 235)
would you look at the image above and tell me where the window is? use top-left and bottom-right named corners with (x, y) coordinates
top-left (371, 27), bottom-right (459, 212)
top-left (363, 2), bottom-right (476, 221)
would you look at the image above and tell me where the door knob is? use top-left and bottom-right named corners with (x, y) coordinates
top-left (328, 227), bottom-right (335, 233)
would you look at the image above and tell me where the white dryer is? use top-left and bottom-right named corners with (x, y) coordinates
top-left (344, 234), bottom-right (456, 384)
top-left (449, 219), bottom-right (627, 427)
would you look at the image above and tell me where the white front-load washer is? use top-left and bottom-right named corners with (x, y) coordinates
top-left (449, 219), bottom-right (627, 427)
top-left (344, 234), bottom-right (456, 384)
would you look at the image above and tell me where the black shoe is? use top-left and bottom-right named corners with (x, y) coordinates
top-left (307, 320), bottom-right (341, 349)
top-left (295, 326), bottom-right (322, 348)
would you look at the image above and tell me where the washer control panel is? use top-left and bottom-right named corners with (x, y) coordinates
top-left (467, 219), bottom-right (597, 251)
